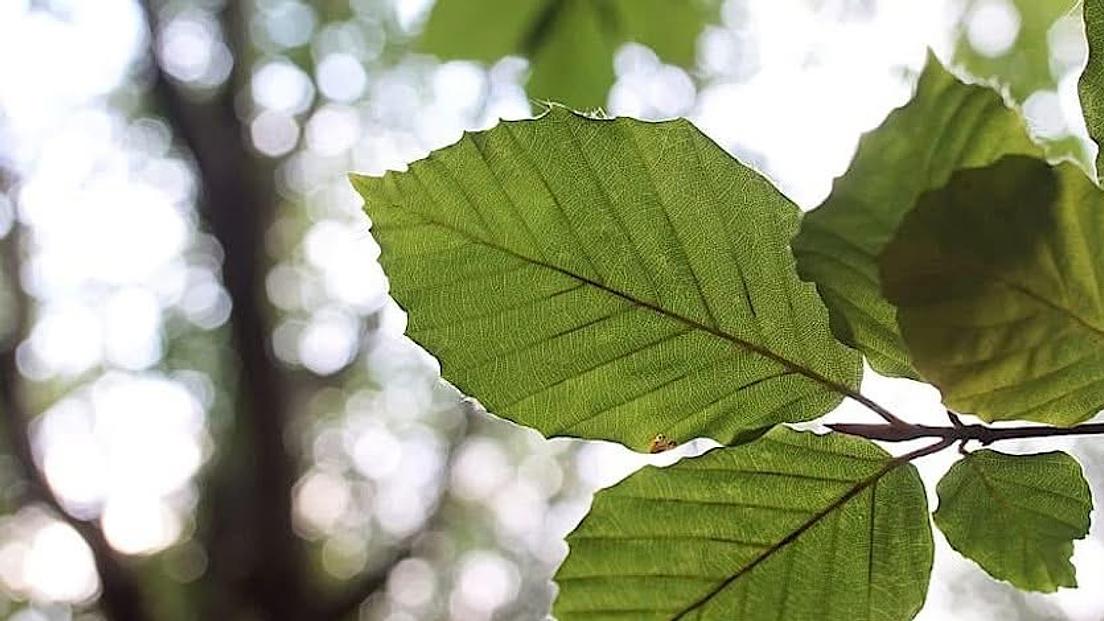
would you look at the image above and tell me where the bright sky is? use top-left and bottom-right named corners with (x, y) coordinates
top-left (0, 0), bottom-right (1100, 619)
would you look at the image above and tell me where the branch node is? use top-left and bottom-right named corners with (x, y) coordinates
top-left (957, 438), bottom-right (971, 456)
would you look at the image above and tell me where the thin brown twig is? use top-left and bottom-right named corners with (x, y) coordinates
top-left (847, 392), bottom-right (910, 427)
top-left (895, 436), bottom-right (958, 462)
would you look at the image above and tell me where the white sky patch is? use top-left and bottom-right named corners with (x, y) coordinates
top-left (966, 0), bottom-right (1022, 58)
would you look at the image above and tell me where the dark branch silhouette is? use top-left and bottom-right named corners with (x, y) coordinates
top-left (830, 419), bottom-right (1104, 446)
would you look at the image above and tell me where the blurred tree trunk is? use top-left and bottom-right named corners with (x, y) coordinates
top-left (138, 2), bottom-right (307, 618)
top-left (140, 1), bottom-right (463, 617)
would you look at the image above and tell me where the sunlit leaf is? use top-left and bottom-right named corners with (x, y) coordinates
top-left (1081, 0), bottom-right (1104, 178)
top-left (792, 53), bottom-right (1041, 378)
top-left (934, 449), bottom-right (1091, 592)
top-left (353, 108), bottom-right (860, 451)
top-left (417, 0), bottom-right (718, 109)
top-left (881, 155), bottom-right (1104, 425)
top-left (554, 427), bottom-right (932, 620)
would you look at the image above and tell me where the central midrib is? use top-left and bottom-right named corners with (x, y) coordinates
top-left (670, 455), bottom-right (909, 620)
top-left (391, 209), bottom-right (861, 406)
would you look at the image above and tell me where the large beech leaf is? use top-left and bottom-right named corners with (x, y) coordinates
top-left (881, 155), bottom-right (1104, 425)
top-left (792, 54), bottom-right (1041, 378)
top-left (1082, 0), bottom-right (1104, 178)
top-left (554, 427), bottom-right (932, 620)
top-left (352, 109), bottom-right (860, 451)
top-left (934, 449), bottom-right (1091, 592)
top-left (417, 0), bottom-right (717, 109)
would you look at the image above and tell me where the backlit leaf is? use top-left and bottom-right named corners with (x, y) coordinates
top-left (881, 155), bottom-right (1104, 425)
top-left (555, 427), bottom-right (933, 620)
top-left (793, 53), bottom-right (1042, 378)
top-left (934, 449), bottom-right (1092, 592)
top-left (353, 108), bottom-right (860, 451)
top-left (1081, 0), bottom-right (1104, 179)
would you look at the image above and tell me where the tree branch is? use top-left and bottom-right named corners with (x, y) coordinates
top-left (829, 419), bottom-right (1104, 446)
top-left (0, 185), bottom-right (151, 621)
top-left (893, 436), bottom-right (957, 462)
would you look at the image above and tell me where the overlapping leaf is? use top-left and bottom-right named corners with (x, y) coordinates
top-left (417, 0), bottom-right (717, 108)
top-left (934, 449), bottom-right (1092, 592)
top-left (1081, 0), bottom-right (1104, 178)
top-left (881, 155), bottom-right (1104, 425)
top-left (555, 428), bottom-right (933, 620)
top-left (353, 108), bottom-right (860, 451)
top-left (792, 54), bottom-right (1041, 378)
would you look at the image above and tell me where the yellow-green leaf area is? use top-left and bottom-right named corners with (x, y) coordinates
top-left (881, 155), bottom-right (1104, 425)
top-left (353, 108), bottom-right (860, 451)
top-left (555, 427), bottom-right (933, 620)
top-left (1081, 0), bottom-right (1104, 180)
top-left (793, 53), bottom-right (1041, 379)
top-left (934, 449), bottom-right (1092, 592)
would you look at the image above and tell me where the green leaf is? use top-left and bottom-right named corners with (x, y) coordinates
top-left (792, 53), bottom-right (1042, 379)
top-left (525, 1), bottom-right (616, 112)
top-left (417, 0), bottom-right (548, 64)
top-left (881, 155), bottom-right (1104, 425)
top-left (353, 108), bottom-right (860, 451)
top-left (417, 0), bottom-right (717, 109)
top-left (554, 427), bottom-right (933, 620)
top-left (1081, 0), bottom-right (1104, 179)
top-left (934, 449), bottom-right (1092, 592)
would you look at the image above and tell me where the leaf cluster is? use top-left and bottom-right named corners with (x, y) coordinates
top-left (351, 2), bottom-right (1104, 619)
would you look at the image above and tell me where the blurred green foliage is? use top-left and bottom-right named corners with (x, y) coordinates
top-left (419, 0), bottom-right (719, 108)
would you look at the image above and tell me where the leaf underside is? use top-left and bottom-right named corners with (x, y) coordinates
top-left (417, 0), bottom-right (717, 109)
top-left (934, 449), bottom-right (1092, 592)
top-left (1081, 0), bottom-right (1104, 179)
top-left (881, 155), bottom-right (1104, 425)
top-left (353, 108), bottom-right (860, 451)
top-left (792, 53), bottom-right (1041, 379)
top-left (554, 428), bottom-right (933, 620)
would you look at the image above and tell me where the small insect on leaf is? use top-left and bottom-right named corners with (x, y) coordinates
top-left (648, 434), bottom-right (678, 454)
